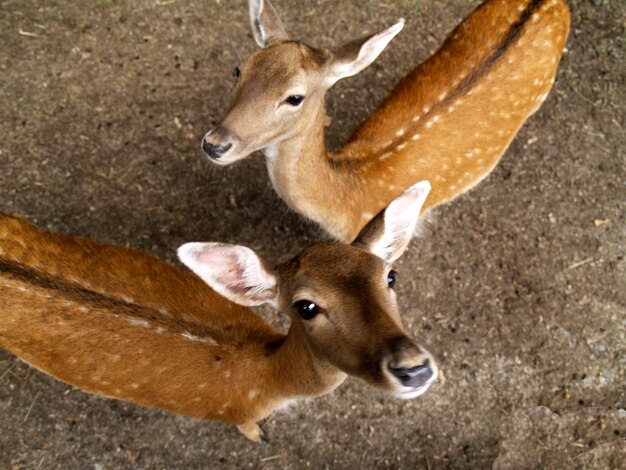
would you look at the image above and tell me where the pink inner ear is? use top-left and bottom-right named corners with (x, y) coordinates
top-left (387, 183), bottom-right (430, 226)
top-left (196, 246), bottom-right (245, 287)
top-left (385, 189), bottom-right (428, 230)
top-left (388, 193), bottom-right (419, 221)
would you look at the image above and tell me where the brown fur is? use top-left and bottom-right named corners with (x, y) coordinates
top-left (206, 0), bottom-right (570, 241)
top-left (0, 211), bottom-right (432, 441)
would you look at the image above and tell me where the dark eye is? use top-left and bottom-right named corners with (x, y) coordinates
top-left (233, 67), bottom-right (240, 79)
top-left (387, 270), bottom-right (397, 288)
top-left (286, 95), bottom-right (304, 106)
top-left (293, 300), bottom-right (319, 320)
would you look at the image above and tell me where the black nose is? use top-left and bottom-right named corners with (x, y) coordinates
top-left (201, 139), bottom-right (232, 160)
top-left (388, 359), bottom-right (433, 388)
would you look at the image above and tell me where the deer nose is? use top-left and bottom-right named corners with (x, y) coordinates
top-left (201, 139), bottom-right (232, 160)
top-left (388, 358), bottom-right (434, 389)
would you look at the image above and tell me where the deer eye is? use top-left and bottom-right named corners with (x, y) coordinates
top-left (233, 67), bottom-right (241, 79)
top-left (387, 270), bottom-right (397, 288)
top-left (286, 95), bottom-right (305, 106)
top-left (293, 300), bottom-right (319, 320)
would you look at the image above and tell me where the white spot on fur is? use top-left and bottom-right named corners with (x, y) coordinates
top-left (248, 389), bottom-right (259, 400)
top-left (362, 211), bottom-right (374, 221)
top-left (127, 318), bottom-right (151, 328)
top-left (180, 331), bottom-right (217, 345)
top-left (396, 143), bottom-right (407, 151)
top-left (224, 370), bottom-right (232, 378)
top-left (412, 115), bottom-right (420, 123)
top-left (395, 129), bottom-right (405, 137)
top-left (181, 331), bottom-right (199, 341)
top-left (158, 308), bottom-right (171, 317)
top-left (380, 152), bottom-right (392, 161)
top-left (130, 383), bottom-right (140, 389)
top-left (411, 134), bottom-right (420, 141)
top-left (422, 106), bottom-right (430, 114)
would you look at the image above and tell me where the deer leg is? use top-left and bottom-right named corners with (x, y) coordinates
top-left (236, 421), bottom-right (268, 443)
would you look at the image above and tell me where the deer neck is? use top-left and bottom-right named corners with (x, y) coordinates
top-left (272, 317), bottom-right (346, 399)
top-left (263, 103), bottom-right (364, 240)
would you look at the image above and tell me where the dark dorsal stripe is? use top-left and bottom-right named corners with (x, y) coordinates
top-left (0, 257), bottom-right (220, 339)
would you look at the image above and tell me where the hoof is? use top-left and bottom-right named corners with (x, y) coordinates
top-left (237, 422), bottom-right (268, 443)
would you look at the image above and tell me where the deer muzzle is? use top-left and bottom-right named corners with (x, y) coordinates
top-left (201, 126), bottom-right (240, 164)
top-left (384, 336), bottom-right (438, 399)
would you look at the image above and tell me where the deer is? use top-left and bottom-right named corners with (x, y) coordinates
top-left (0, 181), bottom-right (438, 443)
top-left (201, 0), bottom-right (570, 242)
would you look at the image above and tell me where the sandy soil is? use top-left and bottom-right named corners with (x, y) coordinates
top-left (0, 0), bottom-right (624, 468)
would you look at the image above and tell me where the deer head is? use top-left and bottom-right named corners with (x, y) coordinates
top-left (178, 181), bottom-right (437, 398)
top-left (201, 0), bottom-right (403, 164)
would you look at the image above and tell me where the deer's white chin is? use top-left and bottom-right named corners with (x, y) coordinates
top-left (393, 385), bottom-right (431, 400)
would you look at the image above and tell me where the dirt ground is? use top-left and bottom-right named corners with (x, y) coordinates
top-left (0, 0), bottom-right (624, 468)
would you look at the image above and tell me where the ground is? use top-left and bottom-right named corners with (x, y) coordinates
top-left (0, 0), bottom-right (624, 468)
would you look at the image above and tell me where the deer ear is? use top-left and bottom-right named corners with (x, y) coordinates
top-left (249, 0), bottom-right (289, 47)
top-left (325, 19), bottom-right (404, 86)
top-left (352, 181), bottom-right (431, 264)
top-left (178, 242), bottom-right (278, 307)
